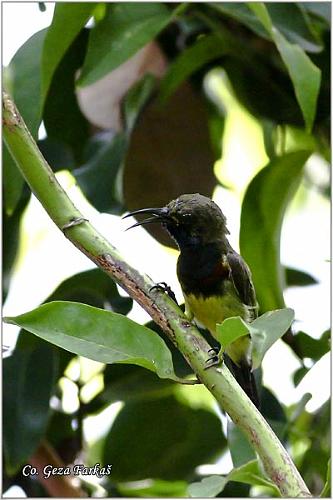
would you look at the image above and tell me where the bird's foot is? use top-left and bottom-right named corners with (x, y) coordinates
top-left (204, 347), bottom-right (222, 370)
top-left (150, 281), bottom-right (178, 305)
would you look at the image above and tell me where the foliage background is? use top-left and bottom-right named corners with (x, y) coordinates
top-left (3, 2), bottom-right (330, 498)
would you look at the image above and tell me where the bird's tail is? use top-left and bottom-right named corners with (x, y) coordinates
top-left (225, 355), bottom-right (260, 409)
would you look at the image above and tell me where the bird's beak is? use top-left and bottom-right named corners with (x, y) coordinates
top-left (123, 207), bottom-right (170, 230)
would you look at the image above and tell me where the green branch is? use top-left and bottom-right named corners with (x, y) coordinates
top-left (3, 91), bottom-right (311, 498)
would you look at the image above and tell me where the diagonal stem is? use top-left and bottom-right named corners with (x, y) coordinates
top-left (3, 91), bottom-right (311, 498)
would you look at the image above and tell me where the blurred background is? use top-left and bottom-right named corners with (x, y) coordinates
top-left (3, 3), bottom-right (330, 498)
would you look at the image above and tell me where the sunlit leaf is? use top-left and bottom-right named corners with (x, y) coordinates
top-left (228, 459), bottom-right (279, 493)
top-left (188, 460), bottom-right (279, 498)
top-left (240, 151), bottom-right (311, 312)
top-left (249, 3), bottom-right (321, 131)
top-left (41, 3), bottom-right (95, 101)
top-left (249, 309), bottom-right (294, 369)
top-left (188, 475), bottom-right (227, 498)
top-left (4, 301), bottom-right (180, 381)
top-left (320, 458), bottom-right (331, 498)
top-left (8, 29), bottom-right (46, 136)
top-left (216, 316), bottom-right (249, 350)
top-left (78, 3), bottom-right (172, 87)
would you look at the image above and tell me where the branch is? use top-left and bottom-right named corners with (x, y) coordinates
top-left (3, 91), bottom-right (311, 498)
top-left (29, 441), bottom-right (86, 497)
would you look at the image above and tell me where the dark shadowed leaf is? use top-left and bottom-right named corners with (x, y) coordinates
top-left (301, 3), bottom-right (331, 24)
top-left (38, 137), bottom-right (75, 172)
top-left (3, 334), bottom-right (58, 474)
top-left (3, 143), bottom-right (24, 216)
top-left (123, 73), bottom-right (156, 133)
top-left (117, 478), bottom-right (188, 497)
top-left (74, 133), bottom-right (128, 213)
top-left (41, 3), bottom-right (95, 101)
top-left (285, 267), bottom-right (318, 287)
top-left (3, 189), bottom-right (31, 302)
top-left (293, 366), bottom-right (309, 387)
top-left (78, 3), bottom-right (172, 87)
top-left (227, 421), bottom-right (255, 467)
top-left (83, 364), bottom-right (174, 415)
top-left (159, 33), bottom-right (231, 104)
top-left (43, 30), bottom-right (90, 164)
top-left (320, 459), bottom-right (331, 498)
top-left (4, 301), bottom-right (180, 381)
top-left (102, 396), bottom-right (225, 480)
top-left (249, 4), bottom-right (321, 131)
top-left (46, 268), bottom-right (132, 314)
top-left (213, 3), bottom-right (323, 53)
top-left (8, 29), bottom-right (46, 136)
top-left (240, 151), bottom-right (311, 312)
top-left (293, 330), bottom-right (330, 361)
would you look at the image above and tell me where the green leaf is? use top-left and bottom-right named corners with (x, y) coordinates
top-left (3, 143), bottom-right (24, 216)
top-left (320, 458), bottom-right (331, 498)
top-left (188, 475), bottom-right (227, 498)
top-left (123, 73), bottom-right (156, 133)
top-left (3, 334), bottom-right (58, 474)
top-left (43, 29), bottom-right (90, 164)
top-left (8, 29), bottom-right (47, 136)
top-left (216, 316), bottom-right (249, 350)
top-left (189, 460), bottom-right (279, 498)
top-left (3, 190), bottom-right (31, 302)
top-left (293, 330), bottom-right (330, 361)
top-left (240, 151), bottom-right (311, 312)
top-left (249, 309), bottom-right (294, 369)
top-left (248, 3), bottom-right (321, 131)
top-left (285, 267), bottom-right (318, 287)
top-left (78, 3), bottom-right (172, 87)
top-left (4, 301), bottom-right (179, 381)
top-left (159, 33), bottom-right (230, 104)
top-left (227, 421), bottom-right (256, 468)
top-left (293, 366), bottom-right (309, 387)
top-left (102, 396), bottom-right (225, 481)
top-left (47, 268), bottom-right (132, 314)
top-left (74, 133), bottom-right (127, 213)
top-left (84, 364), bottom-right (174, 415)
top-left (118, 478), bottom-right (188, 498)
top-left (41, 3), bottom-right (95, 102)
top-left (228, 459), bottom-right (280, 494)
top-left (216, 3), bottom-right (323, 53)
top-left (272, 29), bottom-right (321, 132)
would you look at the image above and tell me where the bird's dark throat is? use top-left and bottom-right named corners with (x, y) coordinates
top-left (177, 241), bottom-right (230, 297)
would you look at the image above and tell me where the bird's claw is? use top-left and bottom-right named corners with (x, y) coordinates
top-left (149, 282), bottom-right (178, 305)
top-left (204, 347), bottom-right (222, 370)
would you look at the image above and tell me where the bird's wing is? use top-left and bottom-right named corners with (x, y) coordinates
top-left (226, 251), bottom-right (258, 318)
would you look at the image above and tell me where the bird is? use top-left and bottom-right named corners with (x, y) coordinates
top-left (124, 193), bottom-right (259, 407)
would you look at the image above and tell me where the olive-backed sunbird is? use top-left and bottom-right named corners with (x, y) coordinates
top-left (125, 193), bottom-right (259, 406)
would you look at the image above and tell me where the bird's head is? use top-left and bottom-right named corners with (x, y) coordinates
top-left (124, 193), bottom-right (229, 248)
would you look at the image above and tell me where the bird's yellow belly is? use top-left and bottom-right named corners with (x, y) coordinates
top-left (184, 288), bottom-right (251, 364)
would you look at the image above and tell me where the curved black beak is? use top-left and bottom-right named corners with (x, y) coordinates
top-left (123, 207), bottom-right (170, 230)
